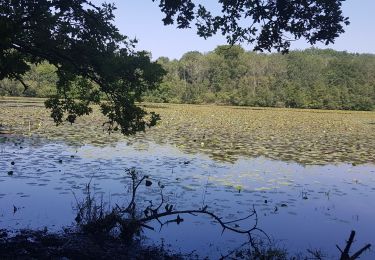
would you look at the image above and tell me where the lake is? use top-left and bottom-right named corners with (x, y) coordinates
top-left (1, 97), bottom-right (375, 258)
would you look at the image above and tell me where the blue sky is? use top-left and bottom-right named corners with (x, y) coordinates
top-left (92, 0), bottom-right (375, 59)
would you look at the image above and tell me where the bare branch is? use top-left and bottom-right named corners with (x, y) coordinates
top-left (10, 73), bottom-right (29, 93)
top-left (337, 230), bottom-right (372, 260)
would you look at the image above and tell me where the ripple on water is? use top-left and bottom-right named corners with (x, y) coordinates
top-left (0, 136), bottom-right (374, 259)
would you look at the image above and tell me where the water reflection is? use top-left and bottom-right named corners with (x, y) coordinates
top-left (0, 136), bottom-right (374, 258)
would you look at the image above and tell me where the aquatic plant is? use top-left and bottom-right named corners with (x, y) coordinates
top-left (1, 98), bottom-right (375, 165)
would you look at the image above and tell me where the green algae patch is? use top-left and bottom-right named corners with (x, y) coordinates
top-left (1, 98), bottom-right (375, 165)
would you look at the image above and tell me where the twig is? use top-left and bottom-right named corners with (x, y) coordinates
top-left (74, 169), bottom-right (270, 252)
top-left (201, 172), bottom-right (211, 208)
top-left (139, 207), bottom-right (261, 235)
top-left (337, 230), bottom-right (371, 260)
top-left (123, 168), bottom-right (147, 213)
top-left (219, 240), bottom-right (250, 260)
top-left (10, 73), bottom-right (29, 93)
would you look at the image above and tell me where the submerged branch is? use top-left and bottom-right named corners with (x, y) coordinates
top-left (337, 230), bottom-right (371, 260)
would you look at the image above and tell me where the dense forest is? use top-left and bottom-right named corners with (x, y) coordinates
top-left (1, 47), bottom-right (375, 111)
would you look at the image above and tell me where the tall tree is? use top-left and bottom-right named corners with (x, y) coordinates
top-left (1, 0), bottom-right (350, 134)
top-left (147, 47), bottom-right (375, 110)
top-left (1, 0), bottom-right (164, 134)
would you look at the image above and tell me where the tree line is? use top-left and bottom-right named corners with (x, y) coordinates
top-left (2, 47), bottom-right (374, 111)
top-left (145, 47), bottom-right (375, 111)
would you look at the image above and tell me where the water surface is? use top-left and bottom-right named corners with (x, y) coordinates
top-left (1, 135), bottom-right (374, 258)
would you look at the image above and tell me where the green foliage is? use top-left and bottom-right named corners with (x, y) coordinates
top-left (1, 0), bottom-right (353, 134)
top-left (3, 47), bottom-right (374, 111)
top-left (0, 0), bottom-right (165, 134)
top-left (0, 62), bottom-right (57, 97)
top-left (148, 47), bottom-right (374, 111)
top-left (155, 0), bottom-right (349, 53)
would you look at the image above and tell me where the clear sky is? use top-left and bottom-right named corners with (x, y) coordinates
top-left (92, 0), bottom-right (375, 59)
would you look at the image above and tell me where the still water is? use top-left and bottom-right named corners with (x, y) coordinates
top-left (0, 135), bottom-right (374, 258)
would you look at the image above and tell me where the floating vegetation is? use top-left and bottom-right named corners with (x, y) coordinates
top-left (0, 131), bottom-right (374, 258)
top-left (1, 98), bottom-right (374, 165)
